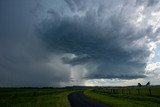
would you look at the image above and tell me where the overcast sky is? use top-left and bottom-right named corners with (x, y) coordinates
top-left (0, 0), bottom-right (160, 87)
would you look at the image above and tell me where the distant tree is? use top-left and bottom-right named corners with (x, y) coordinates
top-left (137, 83), bottom-right (142, 95)
top-left (146, 81), bottom-right (151, 96)
top-left (138, 83), bottom-right (142, 87)
top-left (146, 81), bottom-right (150, 86)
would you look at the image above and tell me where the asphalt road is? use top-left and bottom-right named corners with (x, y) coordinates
top-left (68, 91), bottom-right (111, 107)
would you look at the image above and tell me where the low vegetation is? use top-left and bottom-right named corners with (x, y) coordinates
top-left (85, 86), bottom-right (160, 107)
top-left (0, 88), bottom-right (73, 107)
top-left (1, 86), bottom-right (160, 107)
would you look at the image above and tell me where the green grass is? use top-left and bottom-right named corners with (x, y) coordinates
top-left (1, 87), bottom-right (160, 107)
top-left (84, 86), bottom-right (160, 107)
top-left (0, 88), bottom-right (72, 107)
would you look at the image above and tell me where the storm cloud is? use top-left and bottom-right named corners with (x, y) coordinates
top-left (0, 0), bottom-right (160, 87)
top-left (0, 0), bottom-right (71, 87)
top-left (38, 0), bottom-right (160, 79)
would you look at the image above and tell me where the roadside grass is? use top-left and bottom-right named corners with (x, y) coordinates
top-left (84, 87), bottom-right (160, 107)
top-left (0, 88), bottom-right (72, 107)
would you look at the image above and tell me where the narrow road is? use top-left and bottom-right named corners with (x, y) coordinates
top-left (68, 91), bottom-right (111, 107)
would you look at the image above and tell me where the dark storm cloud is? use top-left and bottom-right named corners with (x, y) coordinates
top-left (0, 0), bottom-right (71, 87)
top-left (0, 0), bottom-right (160, 87)
top-left (38, 0), bottom-right (160, 79)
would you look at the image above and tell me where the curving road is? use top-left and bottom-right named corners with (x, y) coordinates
top-left (68, 91), bottom-right (111, 107)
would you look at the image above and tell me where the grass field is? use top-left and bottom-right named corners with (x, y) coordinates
top-left (85, 86), bottom-right (160, 107)
top-left (1, 87), bottom-right (160, 107)
top-left (0, 88), bottom-right (74, 107)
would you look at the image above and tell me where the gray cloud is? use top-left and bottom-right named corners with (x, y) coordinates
top-left (38, 0), bottom-right (160, 80)
top-left (0, 0), bottom-right (71, 87)
top-left (136, 0), bottom-right (159, 6)
top-left (0, 0), bottom-right (160, 87)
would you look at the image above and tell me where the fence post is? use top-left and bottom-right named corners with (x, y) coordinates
top-left (149, 88), bottom-right (151, 96)
top-left (137, 88), bottom-right (140, 95)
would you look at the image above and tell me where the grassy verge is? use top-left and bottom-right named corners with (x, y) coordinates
top-left (0, 88), bottom-right (72, 107)
top-left (84, 89), bottom-right (160, 107)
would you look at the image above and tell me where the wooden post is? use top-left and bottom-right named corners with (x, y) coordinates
top-left (149, 88), bottom-right (151, 96)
